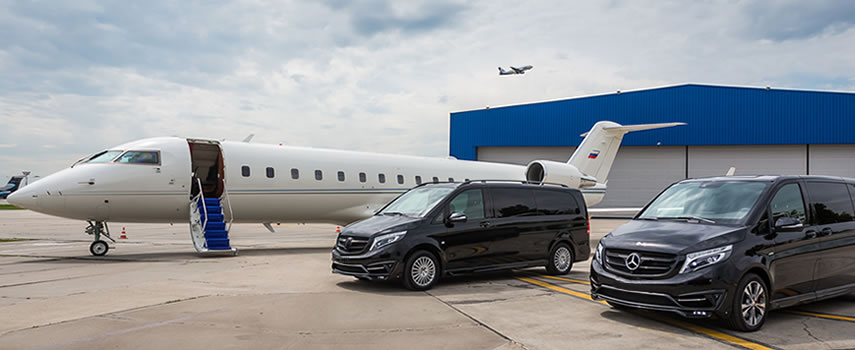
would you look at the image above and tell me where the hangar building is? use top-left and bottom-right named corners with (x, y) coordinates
top-left (449, 84), bottom-right (855, 208)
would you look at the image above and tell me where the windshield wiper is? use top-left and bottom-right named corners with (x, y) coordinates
top-left (381, 212), bottom-right (407, 216)
top-left (636, 217), bottom-right (659, 221)
top-left (660, 216), bottom-right (716, 224)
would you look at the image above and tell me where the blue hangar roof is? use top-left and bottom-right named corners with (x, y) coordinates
top-left (449, 83), bottom-right (855, 161)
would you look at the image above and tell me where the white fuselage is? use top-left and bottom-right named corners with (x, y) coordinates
top-left (9, 137), bottom-right (606, 225)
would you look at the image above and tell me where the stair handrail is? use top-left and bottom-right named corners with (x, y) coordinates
top-left (196, 178), bottom-right (208, 236)
top-left (222, 178), bottom-right (235, 232)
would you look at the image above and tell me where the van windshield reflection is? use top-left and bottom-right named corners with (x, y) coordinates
top-left (638, 181), bottom-right (768, 224)
top-left (379, 186), bottom-right (455, 217)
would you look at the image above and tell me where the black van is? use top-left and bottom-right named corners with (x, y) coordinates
top-left (332, 180), bottom-right (590, 290)
top-left (591, 175), bottom-right (855, 331)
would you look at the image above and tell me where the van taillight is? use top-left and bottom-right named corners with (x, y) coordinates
top-left (586, 217), bottom-right (590, 235)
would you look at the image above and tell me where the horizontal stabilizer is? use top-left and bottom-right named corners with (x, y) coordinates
top-left (580, 122), bottom-right (686, 137)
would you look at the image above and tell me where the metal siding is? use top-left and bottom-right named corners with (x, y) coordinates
top-left (809, 144), bottom-right (855, 178)
top-left (687, 145), bottom-right (807, 178)
top-left (476, 146), bottom-right (575, 165)
top-left (450, 84), bottom-right (855, 160)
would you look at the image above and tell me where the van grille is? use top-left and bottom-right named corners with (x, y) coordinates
top-left (336, 235), bottom-right (369, 254)
top-left (604, 248), bottom-right (679, 278)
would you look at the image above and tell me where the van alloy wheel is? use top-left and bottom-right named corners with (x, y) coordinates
top-left (554, 246), bottom-right (572, 272)
top-left (741, 281), bottom-right (766, 328)
top-left (546, 243), bottom-right (573, 275)
top-left (411, 256), bottom-right (436, 287)
top-left (727, 273), bottom-right (767, 331)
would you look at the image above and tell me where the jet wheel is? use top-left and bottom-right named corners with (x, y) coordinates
top-left (90, 240), bottom-right (109, 256)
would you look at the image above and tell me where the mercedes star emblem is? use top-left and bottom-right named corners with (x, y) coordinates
top-left (625, 252), bottom-right (641, 271)
top-left (345, 237), bottom-right (353, 248)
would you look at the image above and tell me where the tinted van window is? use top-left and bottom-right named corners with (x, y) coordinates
top-left (806, 182), bottom-right (855, 224)
top-left (770, 183), bottom-right (806, 224)
top-left (535, 190), bottom-right (578, 215)
top-left (491, 188), bottom-right (537, 218)
top-left (448, 189), bottom-right (485, 220)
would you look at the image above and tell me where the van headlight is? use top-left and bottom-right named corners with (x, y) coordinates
top-left (369, 231), bottom-right (407, 251)
top-left (680, 245), bottom-right (732, 273)
top-left (595, 242), bottom-right (604, 265)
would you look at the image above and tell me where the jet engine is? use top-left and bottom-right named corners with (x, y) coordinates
top-left (525, 160), bottom-right (598, 188)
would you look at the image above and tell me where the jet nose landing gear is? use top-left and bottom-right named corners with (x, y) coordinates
top-left (90, 240), bottom-right (109, 256)
top-left (85, 221), bottom-right (115, 256)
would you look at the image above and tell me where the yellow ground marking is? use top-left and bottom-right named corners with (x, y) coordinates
top-left (785, 310), bottom-right (855, 323)
top-left (517, 276), bottom-right (775, 350)
top-left (537, 274), bottom-right (591, 285)
top-left (516, 277), bottom-right (607, 305)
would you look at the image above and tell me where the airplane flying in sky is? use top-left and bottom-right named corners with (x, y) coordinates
top-left (498, 65), bottom-right (533, 75)
top-left (8, 121), bottom-right (684, 256)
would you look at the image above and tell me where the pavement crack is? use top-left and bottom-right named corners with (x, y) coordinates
top-left (801, 318), bottom-right (830, 349)
top-left (426, 290), bottom-right (529, 350)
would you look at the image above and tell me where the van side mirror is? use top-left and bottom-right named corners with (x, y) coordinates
top-left (445, 212), bottom-right (467, 226)
top-left (774, 217), bottom-right (802, 231)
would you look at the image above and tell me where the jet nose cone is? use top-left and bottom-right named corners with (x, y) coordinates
top-left (6, 188), bottom-right (35, 209)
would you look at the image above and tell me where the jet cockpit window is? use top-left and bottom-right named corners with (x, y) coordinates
top-left (115, 151), bottom-right (160, 165)
top-left (85, 150), bottom-right (123, 163)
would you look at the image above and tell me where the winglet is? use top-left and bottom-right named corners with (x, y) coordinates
top-left (242, 134), bottom-right (255, 143)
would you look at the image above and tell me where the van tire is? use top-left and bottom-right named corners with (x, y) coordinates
top-left (402, 250), bottom-right (440, 291)
top-left (546, 243), bottom-right (573, 275)
top-left (726, 273), bottom-right (768, 332)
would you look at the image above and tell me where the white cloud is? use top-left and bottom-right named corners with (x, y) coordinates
top-left (1, 0), bottom-right (854, 177)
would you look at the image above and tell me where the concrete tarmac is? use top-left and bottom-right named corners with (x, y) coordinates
top-left (1, 210), bottom-right (854, 349)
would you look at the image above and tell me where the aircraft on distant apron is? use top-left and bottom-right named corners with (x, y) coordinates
top-left (499, 65), bottom-right (533, 75)
top-left (8, 121), bottom-right (684, 256)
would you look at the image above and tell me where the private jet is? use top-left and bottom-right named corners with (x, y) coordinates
top-left (498, 65), bottom-right (533, 75)
top-left (8, 121), bottom-right (684, 256)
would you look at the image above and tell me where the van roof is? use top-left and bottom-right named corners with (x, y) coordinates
top-left (681, 175), bottom-right (855, 184)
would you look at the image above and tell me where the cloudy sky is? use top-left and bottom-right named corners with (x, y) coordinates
top-left (2, 0), bottom-right (855, 181)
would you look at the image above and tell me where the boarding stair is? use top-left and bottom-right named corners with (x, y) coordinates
top-left (190, 180), bottom-right (236, 254)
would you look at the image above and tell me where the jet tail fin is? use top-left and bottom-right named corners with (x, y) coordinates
top-left (568, 121), bottom-right (685, 184)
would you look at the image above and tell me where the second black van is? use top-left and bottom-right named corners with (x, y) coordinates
top-left (332, 180), bottom-right (590, 290)
top-left (591, 175), bottom-right (855, 331)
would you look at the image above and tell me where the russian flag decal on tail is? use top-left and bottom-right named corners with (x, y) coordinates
top-left (588, 150), bottom-right (600, 159)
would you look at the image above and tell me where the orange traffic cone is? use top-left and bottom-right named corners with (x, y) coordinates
top-left (119, 227), bottom-right (128, 239)
top-left (335, 226), bottom-right (341, 233)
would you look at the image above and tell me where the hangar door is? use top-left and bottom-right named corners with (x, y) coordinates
top-left (688, 145), bottom-right (806, 178)
top-left (810, 145), bottom-right (855, 178)
top-left (476, 146), bottom-right (685, 207)
top-left (596, 146), bottom-right (686, 208)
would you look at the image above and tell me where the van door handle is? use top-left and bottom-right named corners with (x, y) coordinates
top-left (805, 230), bottom-right (817, 239)
top-left (820, 228), bottom-right (833, 237)
top-left (480, 221), bottom-right (491, 228)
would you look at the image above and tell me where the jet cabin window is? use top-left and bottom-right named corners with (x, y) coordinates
top-left (378, 174), bottom-right (386, 184)
top-left (338, 171), bottom-right (345, 182)
top-left (291, 168), bottom-right (299, 179)
top-left (432, 177), bottom-right (439, 183)
top-left (241, 166), bottom-right (250, 177)
top-left (86, 150), bottom-right (123, 163)
top-left (397, 175), bottom-right (404, 185)
top-left (115, 151), bottom-right (160, 164)
top-left (415, 176), bottom-right (422, 185)
top-left (315, 170), bottom-right (323, 181)
top-left (359, 172), bottom-right (366, 183)
top-left (266, 167), bottom-right (275, 178)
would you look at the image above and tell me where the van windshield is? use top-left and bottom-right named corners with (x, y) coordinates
top-left (638, 181), bottom-right (768, 224)
top-left (379, 186), bottom-right (456, 217)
